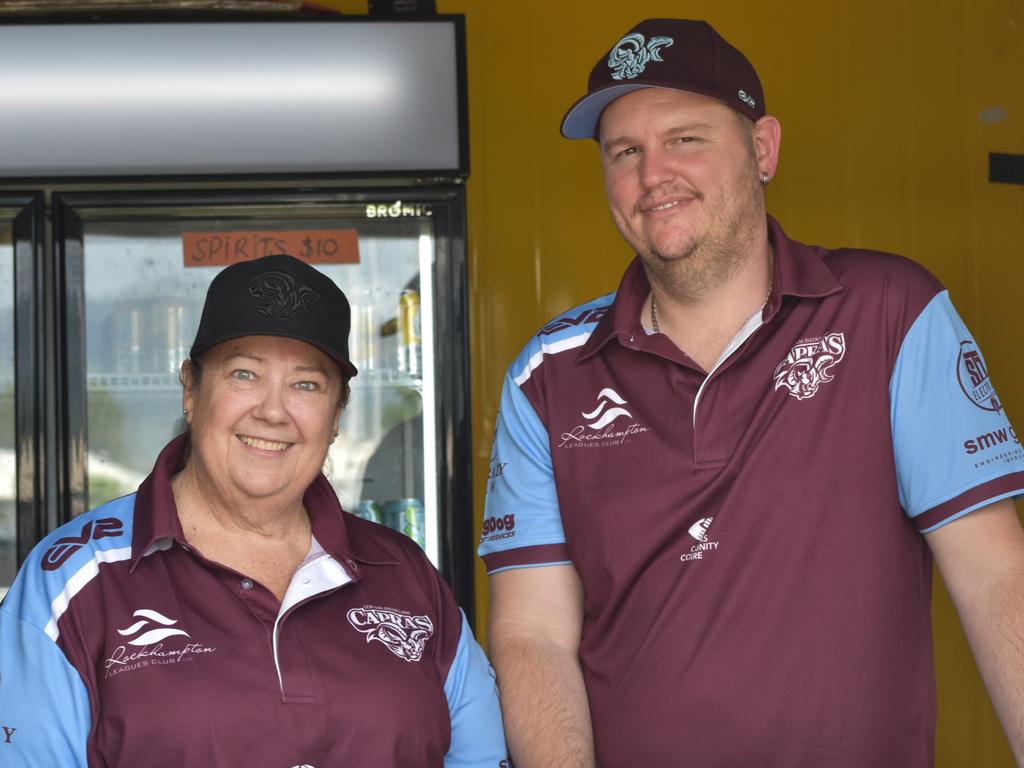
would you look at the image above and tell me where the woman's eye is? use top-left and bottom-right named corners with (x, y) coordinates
top-left (294, 381), bottom-right (319, 392)
top-left (231, 369), bottom-right (255, 381)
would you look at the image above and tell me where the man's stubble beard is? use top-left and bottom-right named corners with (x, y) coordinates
top-left (635, 162), bottom-right (765, 302)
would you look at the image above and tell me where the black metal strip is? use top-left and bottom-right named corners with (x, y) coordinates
top-left (989, 153), bottom-right (1024, 185)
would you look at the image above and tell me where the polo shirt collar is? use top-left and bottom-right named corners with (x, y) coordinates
top-left (578, 215), bottom-right (843, 360)
top-left (129, 433), bottom-right (366, 576)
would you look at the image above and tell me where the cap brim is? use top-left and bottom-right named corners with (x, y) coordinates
top-left (561, 83), bottom-right (748, 140)
top-left (191, 330), bottom-right (358, 379)
top-left (560, 83), bottom-right (652, 139)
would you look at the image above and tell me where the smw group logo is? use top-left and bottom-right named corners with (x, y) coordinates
top-left (680, 517), bottom-right (720, 563)
top-left (558, 388), bottom-right (650, 449)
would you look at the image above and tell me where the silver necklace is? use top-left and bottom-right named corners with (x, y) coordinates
top-left (650, 269), bottom-right (774, 334)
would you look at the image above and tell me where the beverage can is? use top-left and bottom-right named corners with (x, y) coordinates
top-left (350, 301), bottom-right (377, 371)
top-left (382, 498), bottom-right (425, 549)
top-left (112, 301), bottom-right (146, 374)
top-left (152, 298), bottom-right (192, 374)
top-left (352, 499), bottom-right (382, 524)
top-left (398, 289), bottom-right (421, 377)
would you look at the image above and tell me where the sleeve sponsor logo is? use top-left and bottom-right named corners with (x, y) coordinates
top-left (558, 388), bottom-right (650, 449)
top-left (41, 518), bottom-right (124, 571)
top-left (539, 307), bottom-right (608, 336)
top-left (958, 340), bottom-right (1002, 413)
top-left (481, 513), bottom-right (516, 542)
top-left (962, 425), bottom-right (1023, 468)
top-left (773, 332), bottom-right (846, 401)
top-left (346, 605), bottom-right (434, 663)
top-left (487, 461), bottom-right (508, 493)
top-left (2, 726), bottom-right (15, 744)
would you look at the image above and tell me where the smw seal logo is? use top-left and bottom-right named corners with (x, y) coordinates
top-left (773, 332), bottom-right (846, 401)
top-left (558, 388), bottom-right (650, 449)
top-left (681, 517), bottom-right (720, 563)
top-left (958, 340), bottom-right (1002, 413)
top-left (607, 33), bottom-right (673, 80)
top-left (347, 606), bottom-right (434, 663)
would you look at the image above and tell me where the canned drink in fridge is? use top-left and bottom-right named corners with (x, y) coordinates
top-left (350, 301), bottom-right (377, 371)
top-left (352, 499), bottom-right (382, 524)
top-left (112, 301), bottom-right (146, 374)
top-left (152, 298), bottom-right (192, 374)
top-left (382, 498), bottom-right (426, 549)
top-left (397, 289), bottom-right (421, 377)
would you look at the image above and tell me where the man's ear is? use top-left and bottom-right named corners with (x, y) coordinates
top-left (753, 115), bottom-right (782, 179)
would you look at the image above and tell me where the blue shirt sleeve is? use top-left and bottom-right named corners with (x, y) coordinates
top-left (0, 604), bottom-right (90, 767)
top-left (478, 369), bottom-right (568, 572)
top-left (443, 610), bottom-right (508, 768)
top-left (890, 291), bottom-right (1024, 530)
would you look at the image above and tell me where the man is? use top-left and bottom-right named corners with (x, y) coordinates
top-left (480, 18), bottom-right (1024, 767)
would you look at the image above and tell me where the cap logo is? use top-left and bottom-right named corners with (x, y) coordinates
top-left (248, 270), bottom-right (320, 320)
top-left (738, 89), bottom-right (756, 108)
top-left (607, 32), bottom-right (674, 81)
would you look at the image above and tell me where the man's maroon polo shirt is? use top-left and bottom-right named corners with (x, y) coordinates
top-left (480, 216), bottom-right (1024, 766)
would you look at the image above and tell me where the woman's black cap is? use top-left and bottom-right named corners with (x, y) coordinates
top-left (189, 254), bottom-right (358, 378)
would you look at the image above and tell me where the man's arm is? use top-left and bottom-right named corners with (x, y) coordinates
top-left (926, 498), bottom-right (1024, 763)
top-left (488, 563), bottom-right (595, 768)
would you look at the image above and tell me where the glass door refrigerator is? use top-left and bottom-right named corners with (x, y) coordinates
top-left (0, 16), bottom-right (474, 613)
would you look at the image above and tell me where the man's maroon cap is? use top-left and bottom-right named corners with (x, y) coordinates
top-left (561, 18), bottom-right (766, 139)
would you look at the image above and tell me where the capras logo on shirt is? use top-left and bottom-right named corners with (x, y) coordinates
top-left (773, 332), bottom-right (846, 401)
top-left (41, 518), bottom-right (123, 571)
top-left (558, 388), bottom-right (650, 449)
top-left (347, 605), bottom-right (434, 663)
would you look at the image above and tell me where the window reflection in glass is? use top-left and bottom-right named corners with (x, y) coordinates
top-left (1, 219), bottom-right (15, 592)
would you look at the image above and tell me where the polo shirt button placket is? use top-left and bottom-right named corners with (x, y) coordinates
top-left (241, 578), bottom-right (254, 590)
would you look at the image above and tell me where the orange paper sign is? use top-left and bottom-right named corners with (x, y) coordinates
top-left (182, 229), bottom-right (360, 267)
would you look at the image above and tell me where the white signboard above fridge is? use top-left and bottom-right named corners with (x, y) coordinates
top-left (0, 18), bottom-right (466, 178)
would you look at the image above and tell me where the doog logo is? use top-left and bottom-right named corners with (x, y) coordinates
top-left (481, 513), bottom-right (516, 543)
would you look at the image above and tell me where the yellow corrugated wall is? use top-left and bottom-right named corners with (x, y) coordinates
top-left (330, 1), bottom-right (1024, 763)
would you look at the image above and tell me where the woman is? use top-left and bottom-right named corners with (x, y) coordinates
top-left (0, 255), bottom-right (507, 766)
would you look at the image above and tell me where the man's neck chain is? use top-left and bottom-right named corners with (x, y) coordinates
top-left (650, 269), bottom-right (774, 335)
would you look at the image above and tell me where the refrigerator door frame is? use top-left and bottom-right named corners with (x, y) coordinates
top-left (0, 194), bottom-right (48, 570)
top-left (49, 186), bottom-right (475, 616)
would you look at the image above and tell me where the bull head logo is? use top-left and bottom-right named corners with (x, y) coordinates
top-left (607, 33), bottom-right (674, 81)
top-left (248, 270), bottom-right (320, 320)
